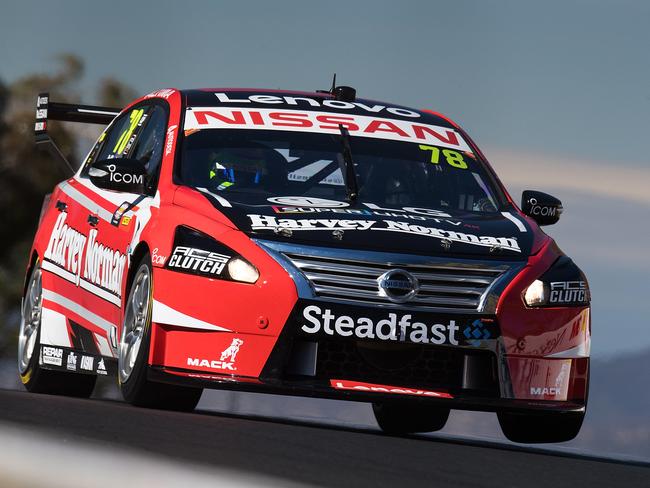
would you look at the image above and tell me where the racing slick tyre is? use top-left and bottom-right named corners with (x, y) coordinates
top-left (118, 255), bottom-right (203, 411)
top-left (497, 411), bottom-right (585, 443)
top-left (18, 262), bottom-right (97, 397)
top-left (372, 401), bottom-right (450, 434)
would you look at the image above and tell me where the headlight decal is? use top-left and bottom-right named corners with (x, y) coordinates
top-left (168, 246), bottom-right (230, 276)
top-left (548, 280), bottom-right (588, 305)
top-left (166, 226), bottom-right (259, 283)
top-left (523, 256), bottom-right (589, 307)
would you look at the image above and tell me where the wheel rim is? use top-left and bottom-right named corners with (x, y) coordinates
top-left (119, 265), bottom-right (151, 383)
top-left (18, 266), bottom-right (42, 374)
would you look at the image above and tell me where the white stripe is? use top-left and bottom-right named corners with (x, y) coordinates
top-left (74, 176), bottom-right (144, 209)
top-left (42, 288), bottom-right (116, 333)
top-left (59, 181), bottom-right (114, 223)
top-left (77, 108), bottom-right (120, 116)
top-left (41, 260), bottom-right (121, 306)
top-left (40, 308), bottom-right (72, 347)
top-left (545, 342), bottom-right (590, 359)
top-left (185, 107), bottom-right (472, 151)
top-left (501, 212), bottom-right (527, 232)
top-left (94, 333), bottom-right (115, 358)
top-left (152, 299), bottom-right (230, 332)
top-left (197, 187), bottom-right (232, 207)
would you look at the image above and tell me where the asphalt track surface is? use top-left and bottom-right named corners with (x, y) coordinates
top-left (1, 388), bottom-right (647, 488)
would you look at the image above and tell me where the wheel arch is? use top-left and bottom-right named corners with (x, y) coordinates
top-left (23, 251), bottom-right (40, 297)
top-left (126, 242), bottom-right (151, 295)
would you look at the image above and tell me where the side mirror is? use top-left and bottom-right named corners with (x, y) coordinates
top-left (521, 190), bottom-right (563, 226)
top-left (88, 158), bottom-right (147, 194)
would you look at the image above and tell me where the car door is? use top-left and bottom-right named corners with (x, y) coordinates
top-left (65, 102), bottom-right (168, 357)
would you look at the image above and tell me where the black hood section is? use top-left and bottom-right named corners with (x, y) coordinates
top-left (201, 194), bottom-right (533, 259)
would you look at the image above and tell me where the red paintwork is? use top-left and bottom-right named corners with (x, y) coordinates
top-left (26, 87), bottom-right (590, 410)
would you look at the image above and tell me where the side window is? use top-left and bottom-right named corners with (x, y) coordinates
top-left (81, 105), bottom-right (151, 172)
top-left (130, 105), bottom-right (167, 194)
top-left (97, 106), bottom-right (149, 161)
top-left (81, 103), bottom-right (168, 194)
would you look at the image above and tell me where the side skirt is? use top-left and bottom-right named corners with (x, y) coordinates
top-left (38, 345), bottom-right (116, 377)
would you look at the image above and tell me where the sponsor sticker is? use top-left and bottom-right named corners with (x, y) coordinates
top-left (184, 107), bottom-right (471, 151)
top-left (96, 358), bottom-right (108, 376)
top-left (42, 346), bottom-right (63, 367)
top-left (80, 356), bottom-right (94, 371)
top-left (43, 213), bottom-right (127, 296)
top-left (168, 246), bottom-right (230, 275)
top-left (151, 247), bottom-right (167, 266)
top-left (186, 338), bottom-right (244, 372)
top-left (301, 304), bottom-right (459, 345)
top-left (295, 301), bottom-right (499, 346)
top-left (267, 196), bottom-right (349, 208)
top-left (66, 351), bottom-right (78, 371)
top-left (549, 281), bottom-right (588, 304)
top-left (145, 88), bottom-right (175, 99)
top-left (212, 92), bottom-right (422, 118)
top-left (530, 387), bottom-right (562, 396)
top-left (247, 215), bottom-right (520, 252)
top-left (269, 201), bottom-right (457, 223)
top-left (331, 380), bottom-right (453, 398)
top-left (165, 125), bottom-right (177, 156)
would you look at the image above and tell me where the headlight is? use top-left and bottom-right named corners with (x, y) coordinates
top-left (522, 257), bottom-right (590, 307)
top-left (166, 226), bottom-right (259, 284)
top-left (524, 279), bottom-right (547, 307)
top-left (227, 257), bottom-right (259, 284)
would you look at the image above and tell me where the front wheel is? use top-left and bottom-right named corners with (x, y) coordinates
top-left (497, 411), bottom-right (585, 443)
top-left (118, 256), bottom-right (202, 411)
top-left (372, 401), bottom-right (450, 434)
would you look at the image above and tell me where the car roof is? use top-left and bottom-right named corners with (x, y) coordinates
top-left (180, 88), bottom-right (459, 129)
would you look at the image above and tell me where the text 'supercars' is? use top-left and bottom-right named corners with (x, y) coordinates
top-left (18, 86), bottom-right (590, 442)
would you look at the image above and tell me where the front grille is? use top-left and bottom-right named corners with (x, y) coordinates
top-left (282, 252), bottom-right (509, 312)
top-left (314, 339), bottom-right (497, 395)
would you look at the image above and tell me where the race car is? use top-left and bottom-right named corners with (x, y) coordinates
top-left (18, 85), bottom-right (590, 443)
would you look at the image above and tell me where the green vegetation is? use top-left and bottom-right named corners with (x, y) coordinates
top-left (0, 54), bottom-right (135, 356)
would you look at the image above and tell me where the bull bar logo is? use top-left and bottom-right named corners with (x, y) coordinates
top-left (187, 338), bottom-right (244, 372)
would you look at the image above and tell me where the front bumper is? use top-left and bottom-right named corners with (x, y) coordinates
top-left (148, 239), bottom-right (590, 413)
top-left (147, 297), bottom-right (589, 412)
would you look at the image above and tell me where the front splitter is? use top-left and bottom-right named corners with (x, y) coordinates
top-left (147, 366), bottom-right (586, 415)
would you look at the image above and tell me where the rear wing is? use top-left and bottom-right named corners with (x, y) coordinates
top-left (35, 92), bottom-right (121, 175)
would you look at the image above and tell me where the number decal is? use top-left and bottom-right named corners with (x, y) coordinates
top-left (419, 145), bottom-right (468, 169)
top-left (442, 149), bottom-right (468, 169)
top-left (113, 109), bottom-right (144, 155)
top-left (419, 145), bottom-right (440, 164)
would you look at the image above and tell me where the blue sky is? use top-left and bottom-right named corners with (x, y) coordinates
top-left (1, 0), bottom-right (648, 355)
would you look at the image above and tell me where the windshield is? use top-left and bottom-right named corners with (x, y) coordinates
top-left (179, 128), bottom-right (503, 213)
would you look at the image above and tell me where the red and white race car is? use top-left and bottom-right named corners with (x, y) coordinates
top-left (19, 86), bottom-right (590, 442)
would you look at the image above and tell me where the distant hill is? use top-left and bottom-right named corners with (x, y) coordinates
top-left (574, 348), bottom-right (650, 458)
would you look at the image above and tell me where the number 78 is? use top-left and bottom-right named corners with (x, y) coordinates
top-left (418, 145), bottom-right (468, 169)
